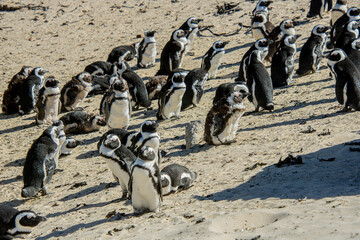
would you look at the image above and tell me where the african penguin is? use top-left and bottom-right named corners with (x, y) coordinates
top-left (306, 0), bottom-right (333, 18)
top-left (334, 20), bottom-right (359, 48)
top-left (271, 34), bottom-right (301, 88)
top-left (201, 40), bottom-right (229, 79)
top-left (160, 163), bottom-right (197, 196)
top-left (84, 61), bottom-right (115, 76)
top-left (181, 68), bottom-right (208, 110)
top-left (107, 42), bottom-right (139, 63)
top-left (2, 66), bottom-right (33, 115)
top-left (327, 48), bottom-right (360, 111)
top-left (60, 111), bottom-right (106, 134)
top-left (179, 17), bottom-right (203, 54)
top-left (251, 12), bottom-right (275, 40)
top-left (252, 0), bottom-right (273, 17)
top-left (145, 75), bottom-right (168, 100)
top-left (60, 137), bottom-right (82, 156)
top-left (98, 128), bottom-right (138, 152)
top-left (331, 0), bottom-right (348, 26)
top-left (156, 72), bottom-right (186, 120)
top-left (343, 38), bottom-right (360, 72)
top-left (296, 24), bottom-right (330, 76)
top-left (129, 146), bottom-right (162, 214)
top-left (138, 30), bottom-right (157, 68)
top-left (35, 77), bottom-right (61, 125)
top-left (0, 204), bottom-right (46, 239)
top-left (204, 82), bottom-right (249, 145)
top-left (22, 121), bottom-right (66, 198)
top-left (156, 29), bottom-right (188, 75)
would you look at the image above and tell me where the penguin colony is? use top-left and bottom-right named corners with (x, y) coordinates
top-left (0, 0), bottom-right (360, 238)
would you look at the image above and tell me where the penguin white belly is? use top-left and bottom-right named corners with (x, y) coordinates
top-left (208, 52), bottom-right (224, 78)
top-left (251, 81), bottom-right (259, 109)
top-left (252, 28), bottom-right (265, 40)
top-left (311, 47), bottom-right (319, 71)
top-left (216, 111), bottom-right (243, 144)
top-left (141, 43), bottom-right (156, 67)
top-left (44, 95), bottom-right (60, 123)
top-left (162, 88), bottom-right (186, 119)
top-left (131, 167), bottom-right (160, 212)
top-left (108, 99), bottom-right (130, 129)
top-left (188, 29), bottom-right (198, 45)
top-left (105, 158), bottom-right (129, 192)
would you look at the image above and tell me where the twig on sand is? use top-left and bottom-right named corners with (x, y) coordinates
top-left (198, 23), bottom-right (246, 37)
top-left (0, 4), bottom-right (48, 12)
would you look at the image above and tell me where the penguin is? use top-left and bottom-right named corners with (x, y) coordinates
top-left (251, 12), bottom-right (275, 40)
top-left (326, 48), bottom-right (360, 111)
top-left (35, 77), bottom-right (61, 125)
top-left (2, 66), bottom-right (33, 115)
top-left (98, 128), bottom-right (138, 152)
top-left (60, 72), bottom-right (93, 112)
top-left (19, 67), bottom-right (47, 115)
top-left (179, 17), bottom-right (203, 53)
top-left (236, 38), bottom-right (271, 83)
top-left (156, 29), bottom-right (188, 76)
top-left (160, 163), bottom-right (197, 196)
top-left (181, 68), bottom-right (208, 110)
top-left (246, 49), bottom-right (274, 111)
top-left (156, 72), bottom-right (186, 120)
top-left (137, 30), bottom-right (157, 68)
top-left (296, 24), bottom-right (330, 76)
top-left (252, 0), bottom-right (273, 17)
top-left (334, 20), bottom-right (359, 48)
top-left (100, 78), bottom-right (132, 129)
top-left (0, 204), bottom-right (46, 239)
top-left (60, 137), bottom-right (83, 156)
top-left (107, 42), bottom-right (139, 63)
top-left (60, 111), bottom-right (106, 134)
top-left (84, 61), bottom-right (115, 76)
top-left (201, 40), bottom-right (229, 79)
top-left (145, 75), bottom-right (168, 100)
top-left (129, 146), bottom-right (162, 214)
top-left (306, 0), bottom-right (333, 18)
top-left (343, 38), bottom-right (360, 72)
top-left (271, 34), bottom-right (301, 88)
top-left (331, 0), bottom-right (348, 26)
top-left (99, 134), bottom-right (136, 199)
top-left (22, 121), bottom-right (66, 198)
top-left (204, 82), bottom-right (250, 145)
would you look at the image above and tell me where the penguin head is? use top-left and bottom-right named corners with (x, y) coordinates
top-left (20, 66), bottom-right (33, 77)
top-left (213, 40), bottom-right (229, 51)
top-left (351, 38), bottom-right (360, 51)
top-left (10, 211), bottom-right (46, 234)
top-left (141, 120), bottom-right (158, 133)
top-left (280, 19), bottom-right (295, 35)
top-left (347, 7), bottom-right (360, 20)
top-left (112, 79), bottom-right (128, 92)
top-left (255, 38), bottom-right (271, 51)
top-left (346, 21), bottom-right (360, 34)
top-left (115, 61), bottom-right (128, 76)
top-left (283, 34), bottom-right (301, 46)
top-left (65, 137), bottom-right (83, 149)
top-left (44, 77), bottom-right (59, 88)
top-left (138, 146), bottom-right (156, 161)
top-left (326, 49), bottom-right (347, 67)
top-left (76, 72), bottom-right (92, 84)
top-left (312, 24), bottom-right (330, 36)
top-left (31, 67), bottom-right (48, 78)
top-left (104, 134), bottom-right (121, 150)
top-left (231, 84), bottom-right (250, 104)
top-left (258, 0), bottom-right (273, 7)
top-left (186, 17), bottom-right (203, 28)
top-left (144, 30), bottom-right (156, 37)
top-left (171, 72), bottom-right (185, 84)
top-left (172, 29), bottom-right (187, 41)
top-left (252, 12), bottom-right (267, 26)
top-left (91, 114), bottom-right (107, 127)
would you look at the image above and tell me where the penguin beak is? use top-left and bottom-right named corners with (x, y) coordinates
top-left (195, 18), bottom-right (203, 23)
top-left (286, 22), bottom-right (294, 28)
top-left (35, 216), bottom-right (47, 222)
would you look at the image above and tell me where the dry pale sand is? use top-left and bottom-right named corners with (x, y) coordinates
top-left (0, 0), bottom-right (360, 239)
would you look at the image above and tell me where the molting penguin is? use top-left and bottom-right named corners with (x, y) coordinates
top-left (60, 111), bottom-right (106, 134)
top-left (296, 24), bottom-right (330, 76)
top-left (306, 0), bottom-right (333, 18)
top-left (0, 204), bottom-right (46, 239)
top-left (19, 67), bottom-right (47, 115)
top-left (201, 40), bottom-right (229, 79)
top-left (179, 17), bottom-right (203, 53)
top-left (60, 137), bottom-right (83, 156)
top-left (129, 146), bottom-right (162, 214)
top-left (160, 163), bottom-right (197, 196)
top-left (251, 12), bottom-right (275, 40)
top-left (343, 38), bottom-right (360, 72)
top-left (271, 34), bottom-right (301, 88)
top-left (60, 72), bottom-right (93, 112)
top-left (145, 75), bottom-right (168, 100)
top-left (204, 82), bottom-right (249, 145)
top-left (334, 20), bottom-right (359, 48)
top-left (22, 121), bottom-right (65, 198)
top-left (156, 29), bottom-right (188, 75)
top-left (252, 0), bottom-right (273, 16)
top-left (156, 72), bottom-right (186, 120)
top-left (2, 66), bottom-right (33, 115)
top-left (181, 68), bottom-right (208, 110)
top-left (107, 42), bottom-right (139, 63)
top-left (327, 48), bottom-right (360, 111)
top-left (138, 30), bottom-right (157, 68)
top-left (331, 0), bottom-right (348, 26)
top-left (35, 77), bottom-right (61, 125)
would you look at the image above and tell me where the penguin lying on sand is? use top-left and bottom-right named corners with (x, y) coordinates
top-left (60, 111), bottom-right (106, 134)
top-left (201, 41), bottom-right (229, 79)
top-left (107, 43), bottom-right (139, 63)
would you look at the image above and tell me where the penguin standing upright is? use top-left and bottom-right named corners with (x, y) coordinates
top-left (271, 34), bottom-right (301, 88)
top-left (306, 0), bottom-right (333, 18)
top-left (138, 30), bottom-right (157, 68)
top-left (204, 82), bottom-right (249, 145)
top-left (60, 111), bottom-right (106, 134)
top-left (201, 40), bottom-right (229, 79)
top-left (156, 29), bottom-right (188, 75)
top-left (157, 72), bottom-right (186, 120)
top-left (327, 48), bottom-right (360, 111)
top-left (22, 121), bottom-right (66, 198)
top-left (19, 67), bottom-right (47, 115)
top-left (107, 42), bottom-right (139, 63)
top-left (251, 12), bottom-right (275, 40)
top-left (129, 146), bottom-right (162, 214)
top-left (2, 66), bottom-right (33, 114)
top-left (181, 68), bottom-right (208, 110)
top-left (0, 204), bottom-right (46, 239)
top-left (35, 77), bottom-right (61, 125)
top-left (296, 24), bottom-right (330, 76)
top-left (334, 20), bottom-right (359, 48)
top-left (331, 0), bottom-right (348, 26)
top-left (343, 38), bottom-right (360, 72)
top-left (179, 17), bottom-right (203, 54)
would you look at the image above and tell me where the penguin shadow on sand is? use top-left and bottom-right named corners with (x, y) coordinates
top-left (4, 158), bottom-right (25, 167)
top-left (194, 139), bottom-right (360, 202)
top-left (0, 198), bottom-right (29, 208)
top-left (0, 175), bottom-right (22, 185)
top-left (0, 121), bottom-right (36, 135)
top-left (167, 143), bottom-right (212, 158)
top-left (131, 108), bottom-right (157, 119)
top-left (59, 182), bottom-right (115, 202)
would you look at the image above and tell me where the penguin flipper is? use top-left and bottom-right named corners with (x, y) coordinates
top-left (154, 164), bottom-right (163, 201)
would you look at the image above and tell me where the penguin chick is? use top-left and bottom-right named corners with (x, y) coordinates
top-left (107, 42), bottom-right (139, 63)
top-left (138, 30), bottom-right (157, 68)
top-left (201, 40), bottom-right (229, 79)
top-left (60, 111), bottom-right (106, 134)
top-left (146, 75), bottom-right (168, 100)
top-left (60, 137), bottom-right (83, 156)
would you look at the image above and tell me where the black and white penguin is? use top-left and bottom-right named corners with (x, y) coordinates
top-left (204, 82), bottom-right (249, 145)
top-left (157, 72), bottom-right (186, 120)
top-left (60, 72), bottom-right (93, 112)
top-left (98, 128), bottom-right (139, 151)
top-left (306, 0), bottom-right (333, 18)
top-left (247, 49), bottom-right (274, 111)
top-left (145, 75), bottom-right (168, 100)
top-left (100, 78), bottom-right (131, 129)
top-left (60, 137), bottom-right (82, 156)
top-left (0, 204), bottom-right (46, 239)
top-left (343, 38), bottom-right (360, 72)
top-left (35, 77), bottom-right (61, 125)
top-left (334, 20), bottom-right (359, 48)
top-left (19, 67), bottom-right (47, 115)
top-left (22, 121), bottom-right (66, 198)
top-left (160, 163), bottom-right (197, 196)
top-left (252, 0), bottom-right (273, 16)
top-left (107, 42), bottom-right (139, 63)
top-left (179, 17), bottom-right (203, 53)
top-left (251, 12), bottom-right (275, 40)
top-left (156, 29), bottom-right (188, 76)
top-left (137, 30), bottom-right (157, 68)
top-left (99, 134), bottom-right (136, 199)
top-left (84, 61), bottom-right (115, 76)
top-left (181, 68), bottom-right (208, 110)
top-left (2, 66), bottom-right (33, 115)
top-left (201, 40), bottom-right (229, 79)
top-left (236, 38), bottom-right (271, 83)
top-left (296, 24), bottom-right (330, 76)
top-left (60, 111), bottom-right (106, 134)
top-left (129, 146), bottom-right (162, 214)
top-left (327, 48), bottom-right (360, 111)
top-left (331, 0), bottom-right (348, 26)
top-left (271, 34), bottom-right (301, 88)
